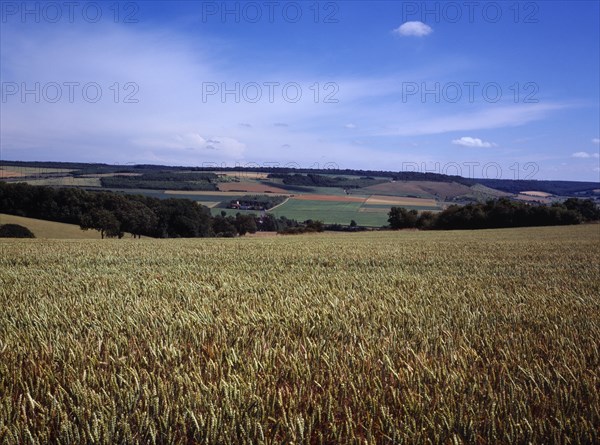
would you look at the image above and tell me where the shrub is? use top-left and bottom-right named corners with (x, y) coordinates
top-left (0, 223), bottom-right (35, 238)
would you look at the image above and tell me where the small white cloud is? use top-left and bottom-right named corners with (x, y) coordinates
top-left (451, 136), bottom-right (495, 148)
top-left (593, 138), bottom-right (600, 144)
top-left (344, 123), bottom-right (356, 129)
top-left (394, 21), bottom-right (433, 37)
top-left (572, 151), bottom-right (599, 158)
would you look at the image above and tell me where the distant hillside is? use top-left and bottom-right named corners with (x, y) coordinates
top-left (476, 179), bottom-right (599, 196)
top-left (2, 160), bottom-right (598, 197)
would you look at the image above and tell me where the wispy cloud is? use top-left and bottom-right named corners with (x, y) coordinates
top-left (452, 137), bottom-right (495, 148)
top-left (379, 103), bottom-right (567, 137)
top-left (572, 152), bottom-right (600, 159)
top-left (393, 21), bottom-right (433, 37)
top-left (593, 138), bottom-right (600, 145)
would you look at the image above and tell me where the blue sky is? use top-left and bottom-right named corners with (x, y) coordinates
top-left (1, 0), bottom-right (599, 181)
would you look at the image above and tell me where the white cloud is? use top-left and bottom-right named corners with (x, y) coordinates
top-left (452, 136), bottom-right (495, 148)
top-left (344, 123), bottom-right (356, 129)
top-left (572, 151), bottom-right (600, 158)
top-left (593, 138), bottom-right (600, 144)
top-left (393, 21), bottom-right (433, 37)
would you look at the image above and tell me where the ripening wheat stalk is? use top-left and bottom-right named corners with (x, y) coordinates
top-left (1, 225), bottom-right (599, 444)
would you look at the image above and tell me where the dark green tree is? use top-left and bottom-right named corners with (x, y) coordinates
top-left (388, 207), bottom-right (418, 229)
top-left (212, 215), bottom-right (238, 237)
top-left (80, 209), bottom-right (122, 239)
top-left (234, 214), bottom-right (257, 235)
top-left (416, 211), bottom-right (436, 229)
top-left (562, 198), bottom-right (600, 221)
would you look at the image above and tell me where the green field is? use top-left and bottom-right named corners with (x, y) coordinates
top-left (270, 199), bottom-right (390, 226)
top-left (21, 177), bottom-right (102, 187)
top-left (1, 225), bottom-right (599, 443)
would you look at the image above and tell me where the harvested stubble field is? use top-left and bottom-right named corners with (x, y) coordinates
top-left (1, 225), bottom-right (599, 444)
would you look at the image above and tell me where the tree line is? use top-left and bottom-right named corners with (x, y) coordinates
top-left (267, 173), bottom-right (385, 189)
top-left (388, 198), bottom-right (600, 230)
top-left (0, 182), bottom-right (310, 238)
top-left (100, 171), bottom-right (218, 191)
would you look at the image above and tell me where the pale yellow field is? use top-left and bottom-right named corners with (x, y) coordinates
top-left (0, 168), bottom-right (26, 178)
top-left (0, 214), bottom-right (101, 239)
top-left (214, 171), bottom-right (270, 179)
top-left (365, 195), bottom-right (438, 206)
top-left (197, 201), bottom-right (220, 208)
top-left (516, 193), bottom-right (553, 203)
top-left (0, 166), bottom-right (74, 176)
top-left (520, 191), bottom-right (554, 197)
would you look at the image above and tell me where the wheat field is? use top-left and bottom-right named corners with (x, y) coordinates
top-left (1, 225), bottom-right (599, 444)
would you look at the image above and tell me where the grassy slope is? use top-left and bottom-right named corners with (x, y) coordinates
top-left (0, 214), bottom-right (101, 239)
top-left (356, 180), bottom-right (473, 199)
